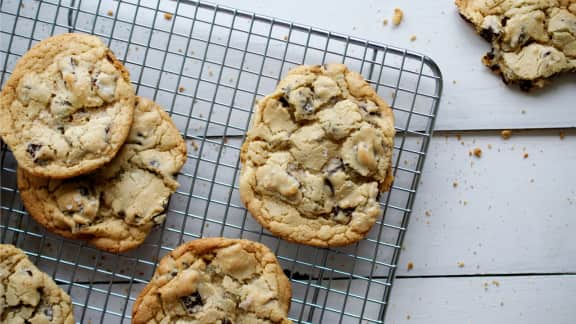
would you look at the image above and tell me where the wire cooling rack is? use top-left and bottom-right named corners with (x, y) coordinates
top-left (1, 0), bottom-right (442, 323)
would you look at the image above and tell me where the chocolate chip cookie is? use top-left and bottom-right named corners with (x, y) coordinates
top-left (17, 97), bottom-right (187, 253)
top-left (457, 0), bottom-right (576, 90)
top-left (1, 244), bottom-right (74, 324)
top-left (240, 64), bottom-right (395, 247)
top-left (0, 33), bottom-right (135, 178)
top-left (132, 238), bottom-right (292, 324)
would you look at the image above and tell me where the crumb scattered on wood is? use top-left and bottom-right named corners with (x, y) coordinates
top-left (472, 147), bottom-right (482, 158)
top-left (382, 19), bottom-right (389, 26)
top-left (559, 131), bottom-right (565, 140)
top-left (392, 8), bottom-right (404, 26)
top-left (523, 153), bottom-right (529, 159)
top-left (457, 261), bottom-right (465, 268)
top-left (501, 130), bottom-right (512, 139)
top-left (409, 35), bottom-right (417, 42)
top-left (107, 10), bottom-right (114, 16)
top-left (164, 12), bottom-right (173, 20)
top-left (178, 86), bottom-right (185, 92)
top-left (407, 262), bottom-right (414, 271)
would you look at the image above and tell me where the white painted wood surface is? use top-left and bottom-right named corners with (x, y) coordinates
top-left (209, 0), bottom-right (576, 131)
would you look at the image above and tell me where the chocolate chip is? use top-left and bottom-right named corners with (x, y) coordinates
top-left (324, 178), bottom-right (334, 194)
top-left (331, 207), bottom-right (353, 225)
top-left (490, 64), bottom-right (500, 72)
top-left (302, 100), bottom-right (313, 113)
top-left (484, 51), bottom-right (495, 60)
top-left (180, 292), bottom-right (203, 314)
top-left (480, 28), bottom-right (496, 42)
top-left (170, 269), bottom-right (178, 277)
top-left (25, 269), bottom-right (33, 276)
top-left (543, 51), bottom-right (551, 57)
top-left (278, 96), bottom-right (289, 107)
top-left (501, 17), bottom-right (508, 27)
top-left (136, 131), bottom-right (145, 137)
top-left (222, 319), bottom-right (232, 324)
top-left (26, 143), bottom-right (42, 158)
top-left (57, 126), bottom-right (65, 134)
top-left (70, 57), bottom-right (78, 67)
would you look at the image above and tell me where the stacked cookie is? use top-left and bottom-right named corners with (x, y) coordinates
top-left (0, 34), bottom-right (187, 253)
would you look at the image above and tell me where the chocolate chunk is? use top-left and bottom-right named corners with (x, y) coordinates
top-left (222, 319), bottom-right (232, 324)
top-left (331, 207), bottom-right (353, 225)
top-left (180, 292), bottom-right (203, 314)
top-left (25, 269), bottom-right (33, 276)
top-left (26, 143), bottom-right (42, 158)
top-left (278, 96), bottom-right (289, 107)
top-left (480, 27), bottom-right (496, 42)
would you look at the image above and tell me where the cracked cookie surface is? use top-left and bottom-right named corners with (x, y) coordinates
top-left (132, 238), bottom-right (292, 324)
top-left (1, 244), bottom-right (74, 324)
top-left (17, 97), bottom-right (187, 252)
top-left (0, 33), bottom-right (135, 178)
top-left (240, 64), bottom-right (395, 247)
top-left (457, 0), bottom-right (576, 90)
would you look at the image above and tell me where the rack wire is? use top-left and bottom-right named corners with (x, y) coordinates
top-left (0, 0), bottom-right (442, 322)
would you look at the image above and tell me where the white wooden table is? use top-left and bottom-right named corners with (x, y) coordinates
top-left (208, 1), bottom-right (576, 323)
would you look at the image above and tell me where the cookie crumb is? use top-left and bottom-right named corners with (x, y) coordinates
top-left (107, 10), bottom-right (114, 16)
top-left (452, 80), bottom-right (457, 84)
top-left (409, 35), bottom-right (417, 42)
top-left (283, 35), bottom-right (288, 41)
top-left (191, 140), bottom-right (199, 151)
top-left (392, 8), bottom-right (404, 26)
top-left (407, 261), bottom-right (414, 271)
top-left (559, 131), bottom-right (565, 140)
top-left (501, 130), bottom-right (512, 139)
top-left (456, 134), bottom-right (461, 140)
top-left (492, 280), bottom-right (500, 287)
top-left (452, 181), bottom-right (458, 188)
top-left (164, 12), bottom-right (173, 20)
top-left (457, 261), bottom-right (465, 267)
top-left (523, 153), bottom-right (529, 159)
top-left (406, 314), bottom-right (411, 320)
top-left (487, 144), bottom-right (492, 149)
top-left (425, 210), bottom-right (431, 216)
top-left (178, 86), bottom-right (185, 92)
top-left (382, 19), bottom-right (389, 26)
top-left (472, 147), bottom-right (482, 158)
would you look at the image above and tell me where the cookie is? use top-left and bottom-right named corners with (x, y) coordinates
top-left (17, 97), bottom-right (187, 253)
top-left (456, 0), bottom-right (576, 90)
top-left (239, 64), bottom-right (395, 247)
top-left (0, 33), bottom-right (135, 178)
top-left (132, 238), bottom-right (292, 324)
top-left (1, 244), bottom-right (74, 324)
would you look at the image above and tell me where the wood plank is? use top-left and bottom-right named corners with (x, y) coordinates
top-left (387, 275), bottom-right (576, 324)
top-left (397, 130), bottom-right (576, 276)
top-left (208, 0), bottom-right (575, 131)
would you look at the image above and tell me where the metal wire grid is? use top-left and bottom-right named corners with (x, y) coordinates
top-left (0, 0), bottom-right (442, 323)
